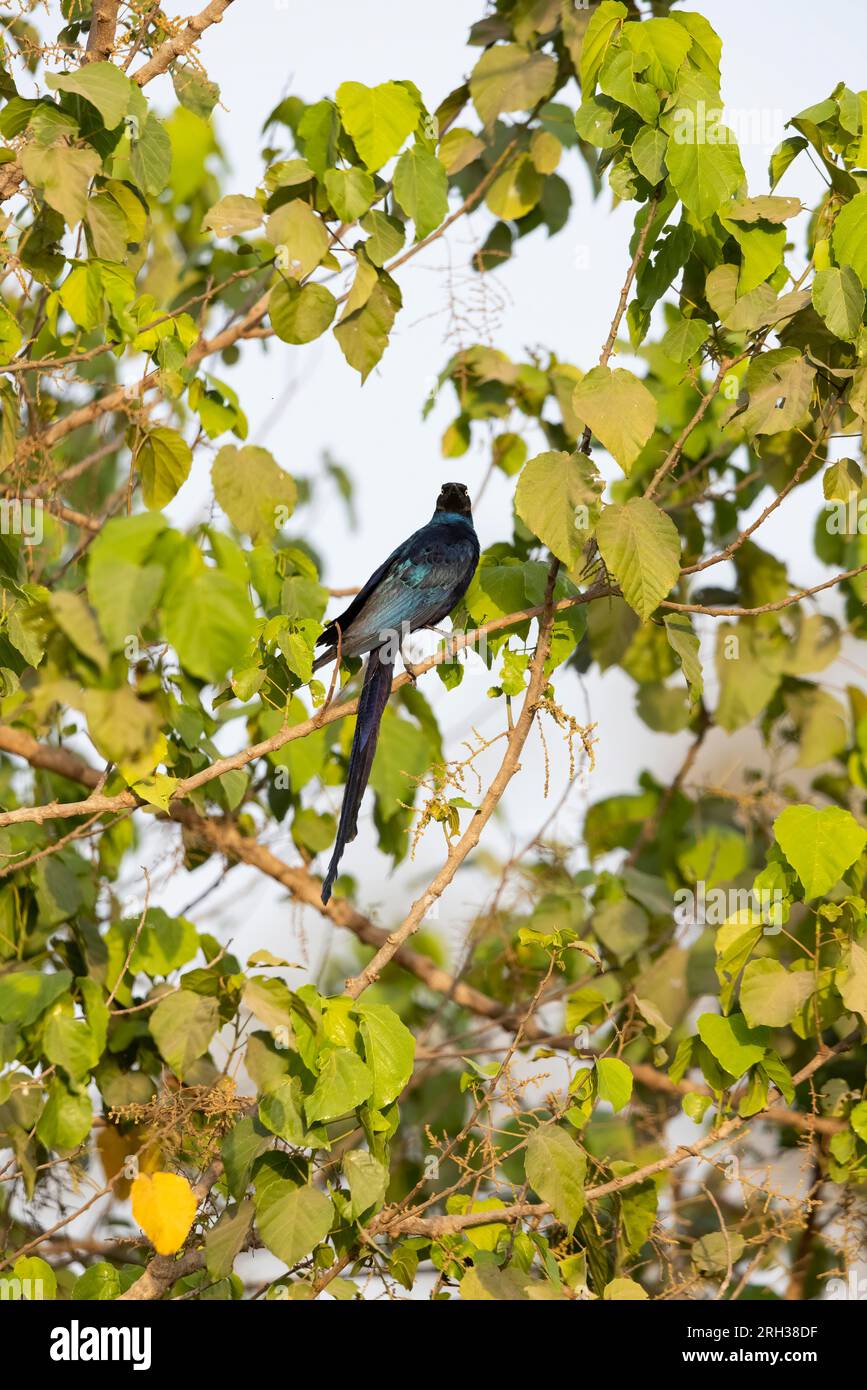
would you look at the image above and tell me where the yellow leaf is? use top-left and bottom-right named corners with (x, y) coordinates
top-left (131, 1171), bottom-right (197, 1254)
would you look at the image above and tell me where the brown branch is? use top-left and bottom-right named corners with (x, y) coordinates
top-left (84, 0), bottom-right (121, 63)
top-left (644, 358), bottom-right (737, 501)
top-left (662, 561), bottom-right (867, 616)
top-left (369, 1031), bottom-right (858, 1240)
top-left (578, 194), bottom-right (660, 458)
top-left (681, 396), bottom-right (840, 576)
top-left (0, 723), bottom-right (526, 1019)
top-left (130, 0), bottom-right (236, 86)
top-left (0, 581), bottom-right (610, 831)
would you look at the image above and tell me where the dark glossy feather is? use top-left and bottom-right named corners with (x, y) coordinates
top-left (316, 484), bottom-right (479, 903)
top-left (321, 649), bottom-right (393, 905)
top-left (314, 512), bottom-right (479, 669)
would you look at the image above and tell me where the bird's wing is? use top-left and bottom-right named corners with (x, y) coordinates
top-left (335, 530), bottom-right (478, 652)
top-left (316, 544), bottom-right (404, 652)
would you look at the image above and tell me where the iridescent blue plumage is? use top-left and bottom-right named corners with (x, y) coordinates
top-left (316, 482), bottom-right (479, 904)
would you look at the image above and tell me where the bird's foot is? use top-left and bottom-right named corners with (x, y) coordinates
top-left (400, 636), bottom-right (423, 683)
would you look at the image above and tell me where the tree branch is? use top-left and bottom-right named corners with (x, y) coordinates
top-left (83, 0), bottom-right (121, 63)
top-left (370, 1030), bottom-right (858, 1240)
top-left (0, 581), bottom-right (609, 830)
top-left (130, 0), bottom-right (236, 86)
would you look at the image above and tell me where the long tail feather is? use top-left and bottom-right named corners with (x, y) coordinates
top-left (321, 648), bottom-right (394, 904)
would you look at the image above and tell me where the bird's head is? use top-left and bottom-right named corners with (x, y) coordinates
top-left (436, 481), bottom-right (472, 517)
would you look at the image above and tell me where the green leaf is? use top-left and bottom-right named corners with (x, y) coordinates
top-left (20, 142), bottom-right (101, 226)
top-left (333, 262), bottom-right (401, 381)
top-left (603, 1277), bottom-right (648, 1300)
top-left (621, 16), bottom-right (692, 90)
top-left (812, 265), bottom-right (865, 341)
top-left (205, 1200), bottom-right (254, 1281)
top-left (485, 153), bottom-right (543, 220)
top-left (172, 66), bottom-right (220, 119)
top-left (832, 191), bottom-right (867, 287)
top-left (266, 199), bottom-right (329, 279)
top-left (149, 991), bottom-right (219, 1078)
top-left (36, 1078), bottom-right (92, 1150)
top-left (258, 1076), bottom-right (307, 1144)
top-left (83, 685), bottom-right (157, 765)
top-left (0, 969), bottom-right (72, 1025)
top-left (697, 1012), bottom-right (768, 1078)
top-left (212, 443), bottom-right (297, 541)
top-left (85, 193), bottom-right (128, 261)
top-left (46, 62), bottom-right (133, 128)
top-left (130, 907), bottom-right (198, 977)
top-left (393, 145), bottom-right (448, 239)
top-left (515, 449), bottom-right (603, 569)
top-left (305, 1046), bottom-right (372, 1124)
top-left (202, 194), bottom-right (263, 238)
top-left (164, 567), bottom-right (255, 683)
top-left (592, 897), bottom-right (648, 961)
top-left (356, 1001), bottom-right (415, 1108)
top-left (254, 1167), bottom-right (333, 1267)
top-left (12, 1255), bottom-right (56, 1300)
top-left (727, 194), bottom-right (801, 223)
top-left (323, 167), bottom-right (375, 221)
top-left (595, 1057), bottom-right (633, 1112)
top-left (221, 1116), bottom-right (271, 1200)
top-left (360, 208), bottom-right (404, 266)
top-left (692, 1230), bottom-right (744, 1274)
top-left (598, 50), bottom-right (659, 125)
top-left (524, 1125), bottom-right (586, 1233)
top-left (137, 427), bottom-right (192, 510)
top-left (335, 80), bottom-right (419, 170)
top-left (579, 1), bottom-right (628, 93)
top-left (438, 127), bottom-right (486, 174)
top-left (269, 279), bottom-right (336, 345)
top-left (661, 313), bottom-right (710, 363)
top-left (596, 498), bottom-right (680, 621)
top-left (460, 1262), bottom-right (531, 1301)
top-left (773, 804), bottom-right (867, 899)
top-left (665, 118), bottom-right (744, 221)
top-left (632, 126), bottom-right (669, 185)
top-left (130, 112), bottom-right (172, 195)
top-left (48, 591), bottom-right (108, 670)
top-left (0, 303), bottom-right (22, 364)
top-left (571, 366), bottom-right (657, 473)
top-left (663, 614), bottom-right (703, 704)
top-left (470, 43), bottom-right (557, 127)
top-left (683, 1092), bottom-right (712, 1123)
top-left (769, 135), bottom-right (808, 190)
top-left (88, 556), bottom-right (164, 651)
top-left (739, 959), bottom-right (815, 1029)
top-left (72, 1262), bottom-right (123, 1300)
top-left (343, 1150), bottom-right (388, 1219)
top-left (735, 349), bottom-right (815, 439)
top-left (43, 1013), bottom-right (101, 1082)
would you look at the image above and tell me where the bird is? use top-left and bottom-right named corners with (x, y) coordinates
top-left (314, 481), bottom-right (480, 904)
